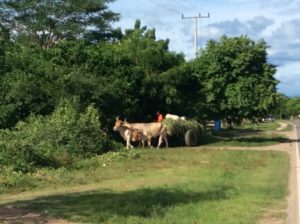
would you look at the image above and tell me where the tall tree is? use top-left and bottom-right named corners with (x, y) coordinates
top-left (0, 0), bottom-right (120, 47)
top-left (192, 35), bottom-right (278, 123)
top-left (122, 20), bottom-right (184, 76)
top-left (116, 20), bottom-right (185, 120)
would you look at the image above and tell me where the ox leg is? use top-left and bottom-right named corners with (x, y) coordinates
top-left (141, 140), bottom-right (145, 148)
top-left (157, 136), bottom-right (163, 149)
top-left (137, 140), bottom-right (144, 148)
top-left (157, 135), bottom-right (168, 148)
top-left (164, 136), bottom-right (168, 148)
top-left (147, 137), bottom-right (153, 148)
top-left (126, 138), bottom-right (133, 149)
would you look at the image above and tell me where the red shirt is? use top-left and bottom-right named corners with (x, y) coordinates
top-left (157, 113), bottom-right (164, 122)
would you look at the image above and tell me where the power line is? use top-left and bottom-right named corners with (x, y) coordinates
top-left (172, 0), bottom-right (193, 10)
top-left (149, 0), bottom-right (182, 15)
top-left (173, 0), bottom-right (210, 15)
top-left (182, 13), bottom-right (210, 57)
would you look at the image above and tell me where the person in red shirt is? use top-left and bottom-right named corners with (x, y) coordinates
top-left (156, 111), bottom-right (164, 122)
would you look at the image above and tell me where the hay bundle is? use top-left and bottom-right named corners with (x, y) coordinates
top-left (162, 118), bottom-right (203, 137)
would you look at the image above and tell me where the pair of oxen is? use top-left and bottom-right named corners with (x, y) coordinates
top-left (113, 117), bottom-right (168, 149)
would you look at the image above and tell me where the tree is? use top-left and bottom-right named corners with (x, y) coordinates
top-left (272, 95), bottom-right (300, 119)
top-left (122, 20), bottom-right (184, 76)
top-left (158, 63), bottom-right (205, 119)
top-left (192, 35), bottom-right (278, 124)
top-left (286, 97), bottom-right (300, 118)
top-left (101, 20), bottom-right (185, 121)
top-left (0, 0), bottom-right (120, 47)
top-left (270, 93), bottom-right (287, 119)
top-left (0, 43), bottom-right (58, 128)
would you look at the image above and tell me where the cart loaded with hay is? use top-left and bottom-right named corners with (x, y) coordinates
top-left (162, 117), bottom-right (203, 146)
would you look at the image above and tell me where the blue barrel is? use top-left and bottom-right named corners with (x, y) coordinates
top-left (214, 120), bottom-right (221, 131)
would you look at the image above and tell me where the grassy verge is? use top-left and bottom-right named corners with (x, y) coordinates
top-left (234, 121), bottom-right (280, 131)
top-left (202, 132), bottom-right (288, 147)
top-left (278, 121), bottom-right (294, 131)
top-left (1, 148), bottom-right (290, 224)
top-left (200, 120), bottom-right (290, 147)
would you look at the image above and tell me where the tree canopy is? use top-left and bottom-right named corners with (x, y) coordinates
top-left (0, 0), bottom-right (120, 47)
top-left (192, 35), bottom-right (278, 123)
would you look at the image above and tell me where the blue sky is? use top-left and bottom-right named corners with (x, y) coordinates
top-left (109, 0), bottom-right (300, 97)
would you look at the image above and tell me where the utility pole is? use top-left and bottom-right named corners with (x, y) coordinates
top-left (182, 13), bottom-right (210, 57)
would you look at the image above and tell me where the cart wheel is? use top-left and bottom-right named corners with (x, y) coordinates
top-left (185, 129), bottom-right (198, 146)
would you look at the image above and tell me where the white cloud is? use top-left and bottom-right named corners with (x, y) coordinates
top-left (205, 16), bottom-right (274, 39)
top-left (272, 19), bottom-right (300, 40)
top-left (267, 19), bottom-right (300, 66)
top-left (276, 62), bottom-right (300, 96)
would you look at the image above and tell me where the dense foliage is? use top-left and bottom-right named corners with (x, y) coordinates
top-left (0, 100), bottom-right (119, 172)
top-left (0, 0), bottom-right (121, 47)
top-left (0, 0), bottom-right (281, 173)
top-left (272, 94), bottom-right (300, 119)
top-left (192, 36), bottom-right (278, 124)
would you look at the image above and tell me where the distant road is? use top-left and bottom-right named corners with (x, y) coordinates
top-left (295, 119), bottom-right (300, 159)
top-left (293, 119), bottom-right (300, 224)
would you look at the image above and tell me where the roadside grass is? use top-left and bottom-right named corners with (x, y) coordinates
top-left (1, 148), bottom-right (290, 224)
top-left (201, 121), bottom-right (290, 147)
top-left (278, 121), bottom-right (294, 131)
top-left (239, 120), bottom-right (293, 132)
top-left (202, 132), bottom-right (288, 147)
top-left (235, 121), bottom-right (280, 132)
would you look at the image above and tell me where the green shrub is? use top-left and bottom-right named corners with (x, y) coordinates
top-left (0, 166), bottom-right (37, 193)
top-left (0, 100), bottom-right (121, 172)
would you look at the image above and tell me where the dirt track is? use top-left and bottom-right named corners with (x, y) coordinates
top-left (0, 206), bottom-right (74, 224)
top-left (260, 127), bottom-right (299, 224)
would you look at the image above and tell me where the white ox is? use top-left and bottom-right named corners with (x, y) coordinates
top-left (123, 120), bottom-right (168, 148)
top-left (165, 113), bottom-right (186, 121)
top-left (113, 118), bottom-right (147, 149)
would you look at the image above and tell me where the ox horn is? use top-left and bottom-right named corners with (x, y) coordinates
top-left (116, 116), bottom-right (119, 120)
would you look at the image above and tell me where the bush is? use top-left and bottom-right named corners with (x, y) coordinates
top-left (0, 100), bottom-right (121, 172)
top-left (0, 166), bottom-right (37, 193)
